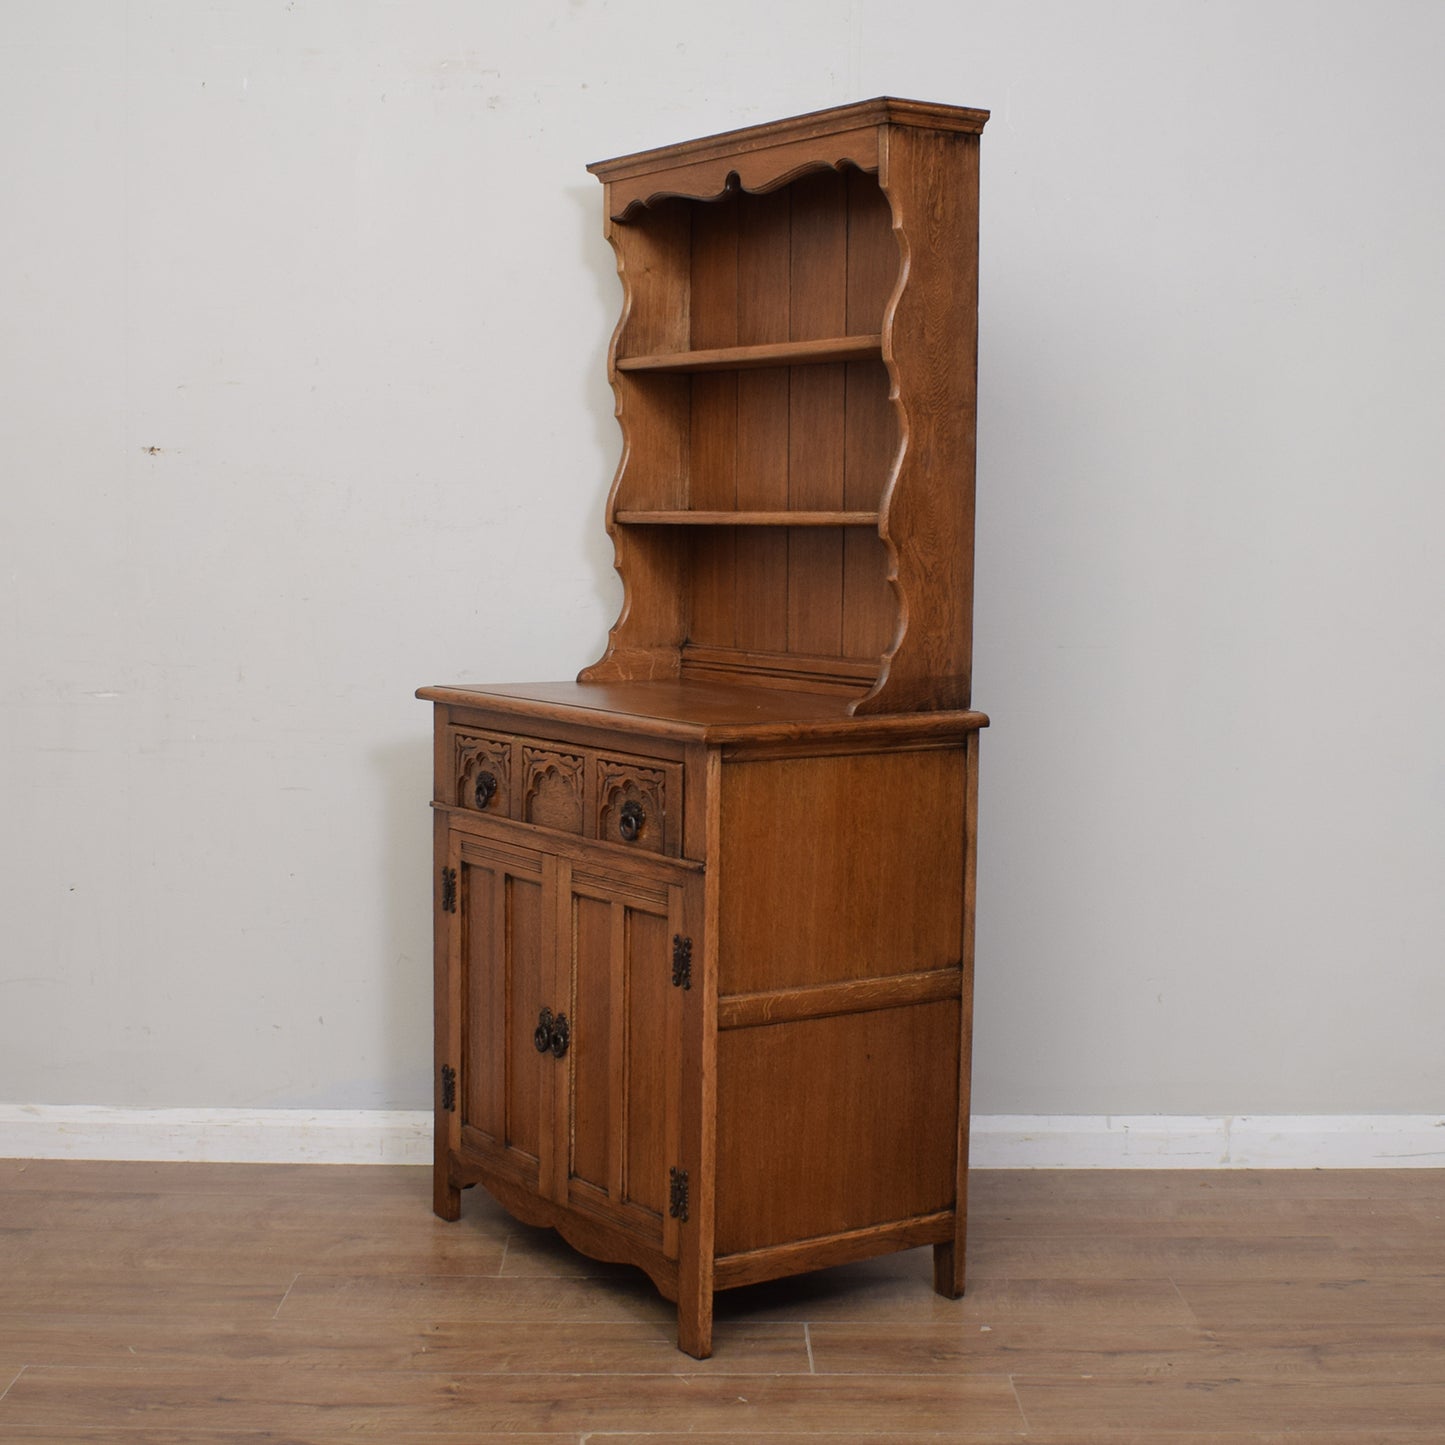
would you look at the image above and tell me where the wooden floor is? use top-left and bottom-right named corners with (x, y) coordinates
top-left (0, 1162), bottom-right (1442, 1441)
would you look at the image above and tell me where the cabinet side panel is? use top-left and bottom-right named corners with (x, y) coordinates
top-left (717, 749), bottom-right (964, 994)
top-left (715, 1001), bottom-right (959, 1255)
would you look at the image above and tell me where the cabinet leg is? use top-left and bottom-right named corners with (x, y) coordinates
top-left (433, 1170), bottom-right (461, 1223)
top-left (677, 1292), bottom-right (714, 1360)
top-left (933, 1239), bottom-right (966, 1299)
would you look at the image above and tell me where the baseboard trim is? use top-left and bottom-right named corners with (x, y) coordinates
top-left (2, 1107), bottom-right (1442, 1167)
top-left (968, 1114), bottom-right (1445, 1168)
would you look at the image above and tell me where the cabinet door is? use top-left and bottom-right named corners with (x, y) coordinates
top-left (449, 832), bottom-right (558, 1197)
top-left (553, 859), bottom-right (688, 1257)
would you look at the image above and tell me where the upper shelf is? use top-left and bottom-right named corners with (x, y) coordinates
top-left (616, 335), bottom-right (883, 375)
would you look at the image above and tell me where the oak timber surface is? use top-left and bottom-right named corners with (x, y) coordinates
top-left (3, 1161), bottom-right (1444, 1440)
top-left (416, 678), bottom-right (987, 741)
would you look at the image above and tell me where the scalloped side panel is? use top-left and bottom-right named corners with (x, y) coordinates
top-left (580, 208), bottom-right (690, 682)
top-left (852, 126), bottom-right (981, 715)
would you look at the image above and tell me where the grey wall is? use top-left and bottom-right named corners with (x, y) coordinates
top-left (3, 1), bottom-right (1442, 1115)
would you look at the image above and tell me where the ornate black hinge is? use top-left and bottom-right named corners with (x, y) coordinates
top-left (441, 866), bottom-right (457, 914)
top-left (671, 935), bottom-right (692, 990)
top-left (668, 1166), bottom-right (689, 1222)
top-left (440, 1064), bottom-right (456, 1112)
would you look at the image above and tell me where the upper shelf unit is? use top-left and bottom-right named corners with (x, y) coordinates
top-left (578, 98), bottom-right (988, 715)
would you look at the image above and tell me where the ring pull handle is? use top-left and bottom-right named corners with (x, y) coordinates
top-left (617, 800), bottom-right (645, 842)
top-left (549, 1013), bottom-right (570, 1058)
top-left (533, 1008), bottom-right (554, 1054)
top-left (474, 770), bottom-right (498, 809)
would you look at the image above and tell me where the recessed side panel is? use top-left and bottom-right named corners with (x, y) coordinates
top-left (714, 1001), bottom-right (960, 1256)
top-left (718, 748), bottom-right (965, 995)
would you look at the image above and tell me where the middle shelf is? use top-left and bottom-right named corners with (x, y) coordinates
top-left (615, 334), bottom-right (883, 374)
top-left (615, 510), bottom-right (881, 527)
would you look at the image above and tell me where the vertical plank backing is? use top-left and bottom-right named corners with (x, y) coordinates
top-left (733, 188), bottom-right (790, 652)
top-left (787, 170), bottom-right (847, 657)
top-left (844, 168), bottom-right (898, 660)
top-left (687, 197), bottom-right (739, 648)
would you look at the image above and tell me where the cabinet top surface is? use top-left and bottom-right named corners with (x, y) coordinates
top-left (587, 96), bottom-right (989, 182)
top-left (416, 679), bottom-right (987, 744)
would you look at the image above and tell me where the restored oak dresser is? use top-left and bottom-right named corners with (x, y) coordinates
top-left (419, 97), bottom-right (989, 1358)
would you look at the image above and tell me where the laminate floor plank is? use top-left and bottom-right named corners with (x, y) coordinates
top-left (1015, 1435), bottom-right (1445, 1444)
top-left (0, 1366), bottom-right (1026, 1434)
top-left (0, 1280), bottom-right (287, 1319)
top-left (1012, 1376), bottom-right (1445, 1434)
top-left (276, 1273), bottom-right (679, 1326)
top-left (0, 1315), bottom-right (806, 1374)
top-left (0, 1226), bottom-right (508, 1280)
top-left (968, 1233), bottom-right (1353, 1280)
top-left (592, 1435), bottom-right (1029, 1444)
top-left (1177, 1275), bottom-right (1445, 1329)
top-left (0, 1432), bottom-right (581, 1444)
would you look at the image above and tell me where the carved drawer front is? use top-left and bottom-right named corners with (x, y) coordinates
top-left (455, 731), bottom-right (513, 816)
top-left (594, 753), bottom-right (682, 857)
top-left (521, 744), bottom-right (586, 835)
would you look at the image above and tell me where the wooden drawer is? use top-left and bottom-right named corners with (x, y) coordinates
top-left (448, 728), bottom-right (682, 856)
top-left (593, 751), bottom-right (680, 856)
top-left (454, 731), bottom-right (515, 818)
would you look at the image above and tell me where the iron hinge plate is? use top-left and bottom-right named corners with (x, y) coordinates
top-left (668, 1166), bottom-right (689, 1222)
top-left (671, 934), bottom-right (692, 990)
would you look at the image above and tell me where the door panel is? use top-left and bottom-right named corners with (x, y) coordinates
top-left (560, 863), bottom-right (685, 1254)
top-left (455, 835), bottom-right (553, 1191)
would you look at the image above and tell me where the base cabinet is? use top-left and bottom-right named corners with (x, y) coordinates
top-left (425, 689), bottom-right (983, 1357)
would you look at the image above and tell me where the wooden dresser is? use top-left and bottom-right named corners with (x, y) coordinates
top-left (419, 97), bottom-right (989, 1358)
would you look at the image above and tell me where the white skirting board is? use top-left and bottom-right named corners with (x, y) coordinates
top-left (2, 1106), bottom-right (1444, 1167)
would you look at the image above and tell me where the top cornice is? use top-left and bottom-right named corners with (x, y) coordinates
top-left (587, 97), bottom-right (989, 183)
